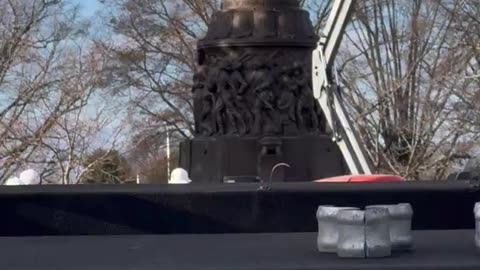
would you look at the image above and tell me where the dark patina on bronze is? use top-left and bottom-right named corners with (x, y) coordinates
top-left (180, 0), bottom-right (346, 183)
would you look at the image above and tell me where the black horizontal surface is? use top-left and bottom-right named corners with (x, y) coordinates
top-left (0, 230), bottom-right (479, 270)
top-left (0, 181), bottom-right (479, 236)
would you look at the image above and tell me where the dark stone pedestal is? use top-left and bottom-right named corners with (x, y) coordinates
top-left (179, 136), bottom-right (347, 183)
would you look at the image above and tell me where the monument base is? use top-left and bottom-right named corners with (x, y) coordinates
top-left (179, 135), bottom-right (347, 183)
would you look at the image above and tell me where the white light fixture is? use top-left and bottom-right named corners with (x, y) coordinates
top-left (169, 168), bottom-right (192, 184)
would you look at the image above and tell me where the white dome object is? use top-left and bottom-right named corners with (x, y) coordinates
top-left (4, 176), bottom-right (21, 186)
top-left (19, 169), bottom-right (41, 185)
top-left (169, 168), bottom-right (192, 184)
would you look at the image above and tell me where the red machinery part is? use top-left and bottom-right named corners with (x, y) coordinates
top-left (314, 175), bottom-right (405, 183)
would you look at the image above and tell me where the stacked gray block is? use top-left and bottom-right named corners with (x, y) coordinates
top-left (475, 202), bottom-right (480, 249)
top-left (367, 203), bottom-right (413, 251)
top-left (336, 209), bottom-right (367, 258)
top-left (316, 203), bottom-right (414, 258)
top-left (317, 206), bottom-right (358, 253)
top-left (364, 207), bottom-right (391, 258)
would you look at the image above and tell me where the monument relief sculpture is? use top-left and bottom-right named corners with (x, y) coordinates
top-left (180, 0), bottom-right (346, 183)
top-left (278, 67), bottom-right (298, 134)
top-left (193, 54), bottom-right (324, 136)
top-left (193, 68), bottom-right (215, 136)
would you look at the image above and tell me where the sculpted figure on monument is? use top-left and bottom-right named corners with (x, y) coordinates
top-left (194, 55), bottom-right (323, 136)
top-left (228, 62), bottom-right (248, 96)
top-left (215, 58), bottom-right (247, 135)
top-left (249, 59), bottom-right (278, 135)
top-left (206, 58), bottom-right (225, 135)
top-left (291, 61), bottom-right (320, 133)
top-left (234, 93), bottom-right (253, 134)
top-left (227, 60), bottom-right (250, 135)
top-left (256, 88), bottom-right (277, 135)
top-left (193, 68), bottom-right (215, 136)
top-left (278, 66), bottom-right (298, 134)
top-left (297, 87), bottom-right (320, 133)
top-left (231, 63), bottom-right (253, 134)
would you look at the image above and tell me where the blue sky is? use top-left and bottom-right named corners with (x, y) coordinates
top-left (75, 0), bottom-right (100, 16)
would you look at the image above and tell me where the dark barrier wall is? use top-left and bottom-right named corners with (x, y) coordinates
top-left (1, 181), bottom-right (480, 236)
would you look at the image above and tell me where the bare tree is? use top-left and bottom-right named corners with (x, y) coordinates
top-left (0, 0), bottom-right (120, 184)
top-left (40, 95), bottom-right (127, 184)
top-left (98, 0), bottom-right (222, 141)
top-left (303, 0), bottom-right (334, 33)
top-left (125, 125), bottom-right (182, 183)
top-left (90, 0), bottom-right (480, 181)
top-left (333, 0), bottom-right (479, 179)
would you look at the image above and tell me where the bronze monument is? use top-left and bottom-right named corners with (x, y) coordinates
top-left (180, 0), bottom-right (346, 183)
